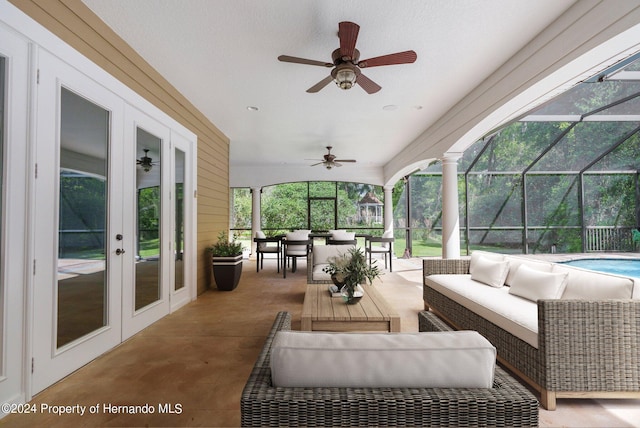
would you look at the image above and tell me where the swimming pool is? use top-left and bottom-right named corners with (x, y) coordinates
top-left (561, 258), bottom-right (640, 279)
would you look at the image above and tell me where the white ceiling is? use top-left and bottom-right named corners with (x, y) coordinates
top-left (80, 0), bottom-right (638, 187)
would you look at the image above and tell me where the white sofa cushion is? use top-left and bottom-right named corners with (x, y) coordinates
top-left (552, 264), bottom-right (634, 299)
top-left (425, 274), bottom-right (539, 348)
top-left (313, 245), bottom-right (353, 264)
top-left (470, 256), bottom-right (510, 288)
top-left (270, 330), bottom-right (496, 388)
top-left (312, 264), bottom-right (331, 281)
top-left (508, 265), bottom-right (568, 301)
top-left (312, 245), bottom-right (355, 280)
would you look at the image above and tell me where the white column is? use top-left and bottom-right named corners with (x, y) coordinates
top-left (383, 185), bottom-right (394, 234)
top-left (442, 153), bottom-right (462, 259)
top-left (251, 187), bottom-right (261, 256)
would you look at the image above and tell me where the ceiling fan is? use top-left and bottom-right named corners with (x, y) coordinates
top-left (136, 149), bottom-right (159, 172)
top-left (309, 146), bottom-right (356, 169)
top-left (278, 21), bottom-right (417, 94)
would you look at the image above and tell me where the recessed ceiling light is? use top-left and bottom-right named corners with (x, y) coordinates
top-left (382, 105), bottom-right (398, 111)
top-left (246, 106), bottom-right (259, 111)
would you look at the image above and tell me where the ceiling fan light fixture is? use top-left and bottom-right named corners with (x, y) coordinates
top-left (333, 65), bottom-right (357, 90)
top-left (279, 22), bottom-right (416, 94)
top-left (137, 148), bottom-right (154, 173)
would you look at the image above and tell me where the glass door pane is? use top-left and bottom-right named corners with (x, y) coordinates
top-left (57, 88), bottom-right (108, 348)
top-left (174, 148), bottom-right (185, 291)
top-left (135, 128), bottom-right (162, 310)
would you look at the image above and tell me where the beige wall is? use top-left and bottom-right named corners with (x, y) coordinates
top-left (10, 0), bottom-right (228, 294)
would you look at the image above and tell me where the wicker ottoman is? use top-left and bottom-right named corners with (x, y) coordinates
top-left (241, 311), bottom-right (539, 427)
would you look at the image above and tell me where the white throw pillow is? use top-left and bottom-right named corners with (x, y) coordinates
top-left (508, 264), bottom-right (568, 302)
top-left (469, 251), bottom-right (504, 275)
top-left (313, 245), bottom-right (351, 264)
top-left (504, 256), bottom-right (553, 286)
top-left (270, 330), bottom-right (496, 388)
top-left (470, 256), bottom-right (510, 288)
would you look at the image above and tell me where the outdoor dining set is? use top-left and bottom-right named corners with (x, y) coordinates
top-left (253, 230), bottom-right (394, 276)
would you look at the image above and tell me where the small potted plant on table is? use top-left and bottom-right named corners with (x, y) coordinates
top-left (323, 247), bottom-right (381, 304)
top-left (208, 232), bottom-right (244, 291)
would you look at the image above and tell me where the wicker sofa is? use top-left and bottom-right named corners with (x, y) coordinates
top-left (423, 252), bottom-right (640, 410)
top-left (241, 311), bottom-right (539, 427)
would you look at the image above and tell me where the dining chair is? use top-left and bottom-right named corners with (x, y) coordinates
top-left (254, 231), bottom-right (281, 272)
top-left (365, 230), bottom-right (394, 271)
top-left (282, 230), bottom-right (311, 278)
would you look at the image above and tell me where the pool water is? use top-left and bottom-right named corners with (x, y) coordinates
top-left (561, 259), bottom-right (640, 279)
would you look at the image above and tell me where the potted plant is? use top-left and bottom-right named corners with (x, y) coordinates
top-left (323, 247), bottom-right (381, 304)
top-left (207, 231), bottom-right (244, 291)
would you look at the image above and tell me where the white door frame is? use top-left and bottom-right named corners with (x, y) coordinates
top-left (0, 22), bottom-right (30, 407)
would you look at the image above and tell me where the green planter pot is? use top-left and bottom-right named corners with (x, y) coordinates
top-left (212, 254), bottom-right (243, 291)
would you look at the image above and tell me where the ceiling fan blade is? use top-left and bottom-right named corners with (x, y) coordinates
top-left (358, 50), bottom-right (417, 68)
top-left (333, 162), bottom-right (343, 167)
top-left (334, 159), bottom-right (356, 163)
top-left (310, 162), bottom-right (324, 167)
top-left (338, 21), bottom-right (360, 60)
top-left (278, 55), bottom-right (333, 67)
top-left (356, 72), bottom-right (382, 94)
top-left (306, 75), bottom-right (334, 93)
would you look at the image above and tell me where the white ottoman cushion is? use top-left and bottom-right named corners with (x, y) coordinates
top-left (270, 330), bottom-right (496, 388)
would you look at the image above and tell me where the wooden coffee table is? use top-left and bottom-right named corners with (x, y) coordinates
top-left (301, 284), bottom-right (400, 332)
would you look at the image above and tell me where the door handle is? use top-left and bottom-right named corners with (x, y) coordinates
top-left (115, 248), bottom-right (126, 255)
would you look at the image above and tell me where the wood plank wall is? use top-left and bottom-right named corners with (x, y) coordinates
top-left (10, 0), bottom-right (229, 294)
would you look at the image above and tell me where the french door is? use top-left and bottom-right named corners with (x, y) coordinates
top-left (32, 50), bottom-right (181, 393)
top-left (121, 106), bottom-right (171, 339)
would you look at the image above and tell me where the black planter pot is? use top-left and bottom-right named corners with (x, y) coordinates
top-left (212, 254), bottom-right (243, 291)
